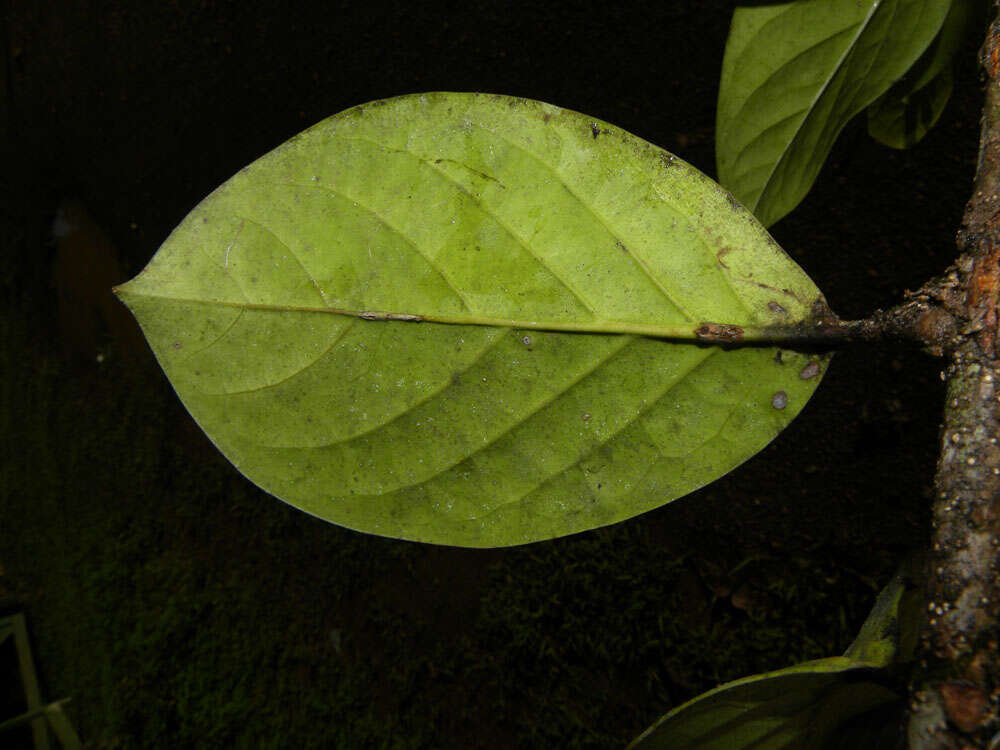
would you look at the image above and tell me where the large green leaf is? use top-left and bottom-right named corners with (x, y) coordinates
top-left (628, 560), bottom-right (921, 748)
top-left (867, 0), bottom-right (975, 150)
top-left (717, 0), bottom-right (951, 227)
top-left (116, 93), bottom-right (829, 547)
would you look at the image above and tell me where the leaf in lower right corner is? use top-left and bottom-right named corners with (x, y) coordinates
top-left (627, 661), bottom-right (901, 749)
top-left (627, 560), bottom-right (922, 748)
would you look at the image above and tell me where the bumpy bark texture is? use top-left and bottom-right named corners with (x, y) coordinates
top-left (908, 10), bottom-right (1000, 749)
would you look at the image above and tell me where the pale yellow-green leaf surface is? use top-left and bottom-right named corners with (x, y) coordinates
top-left (117, 93), bottom-right (829, 546)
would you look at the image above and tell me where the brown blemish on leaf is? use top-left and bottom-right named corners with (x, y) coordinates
top-left (732, 276), bottom-right (805, 304)
top-left (590, 123), bottom-right (610, 139)
top-left (432, 158), bottom-right (506, 189)
top-left (359, 311), bottom-right (423, 322)
top-left (799, 361), bottom-right (821, 380)
top-left (809, 296), bottom-right (838, 323)
top-left (716, 247), bottom-right (732, 269)
top-left (768, 301), bottom-right (787, 314)
top-left (694, 323), bottom-right (744, 343)
top-left (541, 113), bottom-right (551, 123)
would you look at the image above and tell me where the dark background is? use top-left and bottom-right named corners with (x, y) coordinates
top-left (0, 2), bottom-right (984, 747)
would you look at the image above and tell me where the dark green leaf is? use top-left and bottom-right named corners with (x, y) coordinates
top-left (717, 0), bottom-right (951, 227)
top-left (628, 559), bottom-right (920, 748)
top-left (117, 93), bottom-right (829, 547)
top-left (868, 1), bottom-right (975, 149)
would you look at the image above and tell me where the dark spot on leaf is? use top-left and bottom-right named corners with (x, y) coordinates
top-left (771, 391), bottom-right (788, 410)
top-left (589, 123), bottom-right (610, 139)
top-left (172, 341), bottom-right (182, 349)
top-left (768, 301), bottom-right (787, 314)
top-left (694, 323), bottom-right (744, 343)
top-left (616, 240), bottom-right (628, 253)
top-left (799, 361), bottom-right (821, 380)
top-left (521, 335), bottom-right (532, 347)
top-left (659, 153), bottom-right (679, 169)
top-left (774, 350), bottom-right (784, 365)
top-left (717, 247), bottom-right (732, 269)
top-left (542, 113), bottom-right (551, 123)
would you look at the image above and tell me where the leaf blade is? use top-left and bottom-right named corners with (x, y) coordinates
top-left (118, 93), bottom-right (830, 547)
top-left (628, 561), bottom-right (921, 749)
top-left (717, 0), bottom-right (951, 227)
top-left (868, 0), bottom-right (974, 149)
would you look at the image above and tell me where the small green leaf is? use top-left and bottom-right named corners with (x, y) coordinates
top-left (867, 67), bottom-right (953, 150)
top-left (868, 0), bottom-right (975, 149)
top-left (628, 665), bottom-right (900, 749)
top-left (843, 554), bottom-right (924, 667)
top-left (628, 559), bottom-right (922, 749)
top-left (717, 0), bottom-right (951, 227)
top-left (117, 93), bottom-right (829, 547)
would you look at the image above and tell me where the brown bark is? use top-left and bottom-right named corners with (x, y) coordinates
top-left (907, 10), bottom-right (1000, 749)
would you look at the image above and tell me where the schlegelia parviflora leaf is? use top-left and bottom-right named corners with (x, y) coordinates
top-left (629, 558), bottom-right (921, 748)
top-left (868, 0), bottom-right (974, 150)
top-left (717, 0), bottom-right (951, 228)
top-left (116, 93), bottom-right (830, 547)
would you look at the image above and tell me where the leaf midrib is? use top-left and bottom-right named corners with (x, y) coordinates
top-left (113, 290), bottom-right (754, 340)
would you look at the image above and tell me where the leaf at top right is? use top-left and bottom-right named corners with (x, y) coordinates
top-left (867, 0), bottom-right (976, 150)
top-left (717, 0), bottom-right (952, 229)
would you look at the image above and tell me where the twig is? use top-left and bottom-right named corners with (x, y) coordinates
top-left (908, 7), bottom-right (1000, 748)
